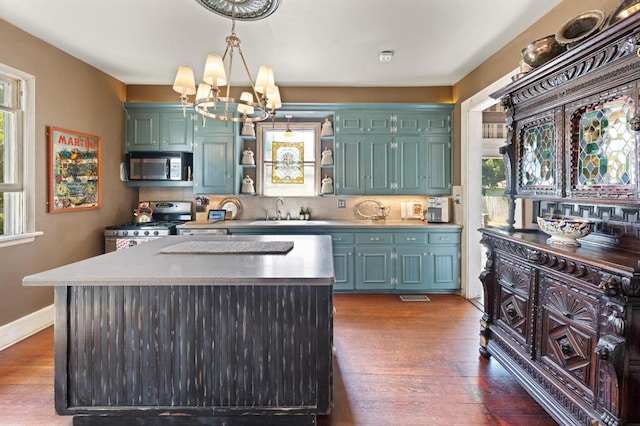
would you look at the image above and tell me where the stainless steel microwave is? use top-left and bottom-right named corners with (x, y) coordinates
top-left (128, 152), bottom-right (192, 181)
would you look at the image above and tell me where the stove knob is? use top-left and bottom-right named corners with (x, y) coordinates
top-left (154, 230), bottom-right (160, 236)
top-left (133, 230), bottom-right (139, 236)
top-left (122, 230), bottom-right (128, 236)
top-left (144, 230), bottom-right (150, 236)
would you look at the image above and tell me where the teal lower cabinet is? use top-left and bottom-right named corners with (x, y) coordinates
top-left (331, 233), bottom-right (355, 292)
top-left (355, 246), bottom-right (394, 290)
top-left (228, 226), bottom-right (460, 293)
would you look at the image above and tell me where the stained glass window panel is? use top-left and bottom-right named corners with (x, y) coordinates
top-left (521, 123), bottom-right (554, 187)
top-left (577, 98), bottom-right (635, 186)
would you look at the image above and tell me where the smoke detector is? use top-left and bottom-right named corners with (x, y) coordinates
top-left (379, 50), bottom-right (394, 63)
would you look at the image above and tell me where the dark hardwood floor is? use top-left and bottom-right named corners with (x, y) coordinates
top-left (0, 294), bottom-right (556, 425)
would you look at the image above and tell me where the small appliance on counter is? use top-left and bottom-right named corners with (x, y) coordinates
top-left (426, 197), bottom-right (451, 223)
top-left (104, 201), bottom-right (193, 252)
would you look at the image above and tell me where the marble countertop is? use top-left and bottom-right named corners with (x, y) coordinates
top-left (178, 219), bottom-right (462, 230)
top-left (23, 234), bottom-right (335, 287)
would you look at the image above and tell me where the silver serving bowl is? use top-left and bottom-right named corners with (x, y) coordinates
top-left (556, 10), bottom-right (607, 48)
top-left (521, 35), bottom-right (567, 68)
top-left (537, 216), bottom-right (594, 247)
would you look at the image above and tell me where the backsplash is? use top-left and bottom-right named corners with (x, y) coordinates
top-left (138, 188), bottom-right (438, 222)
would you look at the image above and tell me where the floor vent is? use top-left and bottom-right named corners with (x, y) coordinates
top-left (399, 295), bottom-right (430, 302)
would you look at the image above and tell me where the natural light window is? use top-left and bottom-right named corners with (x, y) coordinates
top-left (0, 64), bottom-right (40, 248)
top-left (257, 122), bottom-right (320, 196)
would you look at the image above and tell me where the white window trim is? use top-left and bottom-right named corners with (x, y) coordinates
top-left (0, 63), bottom-right (43, 248)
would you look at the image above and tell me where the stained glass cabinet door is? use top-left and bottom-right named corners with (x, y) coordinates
top-left (515, 107), bottom-right (564, 198)
top-left (566, 83), bottom-right (638, 201)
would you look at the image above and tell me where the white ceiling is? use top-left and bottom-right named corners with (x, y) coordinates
top-left (0, 0), bottom-right (562, 87)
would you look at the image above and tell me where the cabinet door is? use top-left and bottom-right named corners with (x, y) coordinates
top-left (365, 136), bottom-right (393, 194)
top-left (394, 112), bottom-right (424, 135)
top-left (515, 108), bottom-right (563, 197)
top-left (355, 246), bottom-right (393, 290)
top-left (193, 135), bottom-right (234, 194)
top-left (425, 135), bottom-right (451, 195)
top-left (365, 112), bottom-right (393, 134)
top-left (336, 135), bottom-right (365, 194)
top-left (336, 112), bottom-right (365, 134)
top-left (395, 246), bottom-right (427, 291)
top-left (425, 245), bottom-right (459, 291)
top-left (395, 136), bottom-right (426, 194)
top-left (423, 111), bottom-right (451, 134)
top-left (566, 83), bottom-right (638, 201)
top-left (333, 246), bottom-right (355, 291)
top-left (494, 255), bottom-right (533, 350)
top-left (126, 111), bottom-right (159, 152)
top-left (159, 111), bottom-right (193, 152)
top-left (537, 273), bottom-right (599, 404)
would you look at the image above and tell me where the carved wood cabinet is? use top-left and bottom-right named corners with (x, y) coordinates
top-left (483, 10), bottom-right (640, 426)
top-left (479, 229), bottom-right (639, 426)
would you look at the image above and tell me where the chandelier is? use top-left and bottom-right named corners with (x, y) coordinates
top-left (172, 0), bottom-right (283, 123)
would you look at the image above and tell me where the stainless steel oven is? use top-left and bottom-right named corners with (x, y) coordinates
top-left (104, 201), bottom-right (192, 252)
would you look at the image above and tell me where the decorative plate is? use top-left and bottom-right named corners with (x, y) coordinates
top-left (354, 199), bottom-right (385, 219)
top-left (218, 197), bottom-right (243, 220)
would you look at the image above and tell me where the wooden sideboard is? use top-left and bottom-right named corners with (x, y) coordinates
top-left (479, 229), bottom-right (639, 426)
top-left (483, 9), bottom-right (640, 426)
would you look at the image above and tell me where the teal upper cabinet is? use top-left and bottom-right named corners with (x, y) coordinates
top-left (395, 135), bottom-right (427, 194)
top-left (125, 105), bottom-right (193, 152)
top-left (192, 116), bottom-right (236, 194)
top-left (423, 110), bottom-right (451, 134)
top-left (425, 134), bottom-right (452, 194)
top-left (394, 112), bottom-right (424, 135)
top-left (193, 133), bottom-right (235, 195)
top-left (336, 135), bottom-right (392, 194)
top-left (336, 111), bottom-right (393, 134)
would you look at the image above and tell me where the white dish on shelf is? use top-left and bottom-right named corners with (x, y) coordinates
top-left (218, 197), bottom-right (242, 220)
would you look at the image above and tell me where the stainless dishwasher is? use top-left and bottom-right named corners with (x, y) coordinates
top-left (177, 227), bottom-right (229, 236)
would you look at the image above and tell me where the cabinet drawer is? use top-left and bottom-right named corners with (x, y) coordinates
top-left (428, 232), bottom-right (460, 245)
top-left (330, 233), bottom-right (354, 245)
top-left (355, 233), bottom-right (393, 244)
top-left (394, 233), bottom-right (428, 244)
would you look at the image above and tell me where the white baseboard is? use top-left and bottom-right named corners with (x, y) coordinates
top-left (0, 304), bottom-right (54, 351)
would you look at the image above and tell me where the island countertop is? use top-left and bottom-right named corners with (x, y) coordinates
top-left (23, 234), bottom-right (335, 287)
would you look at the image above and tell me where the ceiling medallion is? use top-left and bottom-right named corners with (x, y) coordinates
top-left (196, 0), bottom-right (281, 21)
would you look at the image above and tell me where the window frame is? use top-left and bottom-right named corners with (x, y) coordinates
top-left (0, 63), bottom-right (41, 248)
top-left (256, 121), bottom-right (321, 197)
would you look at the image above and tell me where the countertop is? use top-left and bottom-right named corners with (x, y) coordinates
top-left (178, 219), bottom-right (462, 230)
top-left (23, 234), bottom-right (335, 287)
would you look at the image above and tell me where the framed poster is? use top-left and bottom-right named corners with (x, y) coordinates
top-left (48, 126), bottom-right (102, 212)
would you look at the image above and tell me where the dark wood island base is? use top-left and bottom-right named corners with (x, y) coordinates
top-left (23, 235), bottom-right (335, 424)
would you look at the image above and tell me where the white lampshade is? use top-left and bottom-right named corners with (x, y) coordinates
top-left (266, 86), bottom-right (282, 110)
top-left (237, 92), bottom-right (255, 115)
top-left (173, 66), bottom-right (196, 95)
top-left (255, 65), bottom-right (275, 95)
top-left (203, 54), bottom-right (227, 87)
top-left (195, 83), bottom-right (212, 101)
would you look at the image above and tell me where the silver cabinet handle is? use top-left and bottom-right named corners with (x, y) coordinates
top-left (406, 237), bottom-right (416, 241)
top-left (370, 237), bottom-right (380, 241)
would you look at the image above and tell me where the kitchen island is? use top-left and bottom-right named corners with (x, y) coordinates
top-left (22, 234), bottom-right (334, 424)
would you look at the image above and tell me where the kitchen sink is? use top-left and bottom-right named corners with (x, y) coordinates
top-left (249, 220), bottom-right (331, 226)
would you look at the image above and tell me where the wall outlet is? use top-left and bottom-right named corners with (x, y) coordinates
top-left (337, 199), bottom-right (347, 208)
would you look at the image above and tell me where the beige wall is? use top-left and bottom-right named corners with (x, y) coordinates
top-left (126, 84), bottom-right (453, 104)
top-left (0, 19), bottom-right (138, 326)
top-left (451, 0), bottom-right (619, 185)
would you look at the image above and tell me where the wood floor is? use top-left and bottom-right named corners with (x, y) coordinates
top-left (0, 294), bottom-right (557, 425)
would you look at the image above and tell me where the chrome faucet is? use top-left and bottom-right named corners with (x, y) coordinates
top-left (275, 198), bottom-right (284, 220)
